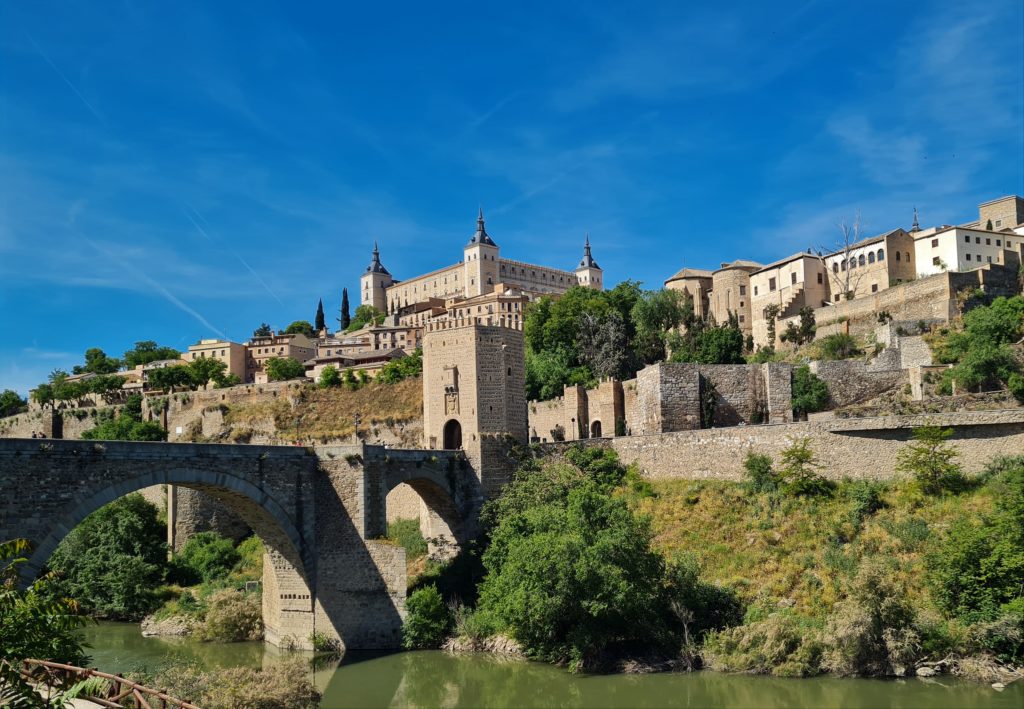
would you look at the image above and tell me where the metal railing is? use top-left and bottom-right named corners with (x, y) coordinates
top-left (21, 659), bottom-right (200, 709)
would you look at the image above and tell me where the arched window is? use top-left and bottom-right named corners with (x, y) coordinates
top-left (840, 260), bottom-right (846, 272)
top-left (878, 249), bottom-right (885, 261)
top-left (868, 252), bottom-right (875, 264)
top-left (849, 258), bottom-right (857, 269)
top-left (591, 420), bottom-right (602, 438)
top-left (833, 263), bottom-right (839, 273)
top-left (895, 251), bottom-right (900, 261)
top-left (858, 254), bottom-right (866, 266)
top-left (905, 251), bottom-right (910, 262)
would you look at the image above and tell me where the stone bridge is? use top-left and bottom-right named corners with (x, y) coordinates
top-left (0, 438), bottom-right (472, 650)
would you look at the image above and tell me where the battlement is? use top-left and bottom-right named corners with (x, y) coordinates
top-left (425, 316), bottom-right (524, 333)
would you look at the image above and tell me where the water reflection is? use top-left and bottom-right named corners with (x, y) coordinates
top-left (82, 624), bottom-right (1023, 709)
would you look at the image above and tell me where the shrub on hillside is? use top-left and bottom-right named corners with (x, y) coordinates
top-left (172, 532), bottom-right (241, 585)
top-left (895, 426), bottom-right (966, 495)
top-left (196, 589), bottom-right (262, 642)
top-left (402, 585), bottom-right (451, 649)
top-left (664, 552), bottom-right (743, 642)
top-left (742, 453), bottom-right (779, 495)
top-left (816, 333), bottom-right (862, 361)
top-left (791, 366), bottom-right (830, 419)
top-left (702, 612), bottom-right (824, 677)
top-left (778, 438), bottom-right (834, 497)
top-left (376, 348), bottom-right (423, 384)
top-left (318, 365), bottom-right (341, 388)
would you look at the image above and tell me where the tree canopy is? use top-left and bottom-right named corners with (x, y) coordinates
top-left (0, 390), bottom-right (27, 417)
top-left (122, 341), bottom-right (181, 369)
top-left (265, 357), bottom-right (307, 381)
top-left (345, 305), bottom-right (385, 333)
top-left (73, 348), bottom-right (122, 375)
top-left (284, 320), bottom-right (315, 337)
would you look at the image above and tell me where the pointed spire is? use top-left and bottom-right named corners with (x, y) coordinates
top-left (911, 206), bottom-right (921, 233)
top-left (577, 233), bottom-right (600, 270)
top-left (467, 207), bottom-right (496, 246)
top-left (366, 241), bottom-right (390, 274)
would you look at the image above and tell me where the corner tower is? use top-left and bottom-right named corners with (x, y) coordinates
top-left (464, 208), bottom-right (500, 298)
top-left (361, 242), bottom-right (393, 312)
top-left (575, 235), bottom-right (603, 290)
top-left (422, 314), bottom-right (526, 499)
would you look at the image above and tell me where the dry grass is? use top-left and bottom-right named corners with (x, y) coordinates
top-left (632, 477), bottom-right (998, 620)
top-left (223, 377), bottom-right (422, 442)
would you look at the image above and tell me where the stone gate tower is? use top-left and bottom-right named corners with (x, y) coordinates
top-left (422, 313), bottom-right (527, 499)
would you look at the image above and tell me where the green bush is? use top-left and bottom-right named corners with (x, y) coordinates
top-left (817, 334), bottom-right (862, 361)
top-left (172, 532), bottom-right (241, 585)
top-left (265, 357), bottom-right (306, 382)
top-left (139, 657), bottom-right (319, 709)
top-left (778, 438), bottom-right (834, 497)
top-left (318, 365), bottom-right (341, 388)
top-left (664, 552), bottom-right (743, 641)
top-left (895, 426), bottom-right (965, 495)
top-left (702, 612), bottom-right (823, 677)
top-left (791, 366), bottom-right (830, 419)
top-left (402, 585), bottom-right (451, 649)
top-left (196, 589), bottom-right (262, 642)
top-left (743, 453), bottom-right (779, 494)
top-left (48, 494), bottom-right (166, 619)
top-left (843, 480), bottom-right (886, 528)
top-left (387, 519), bottom-right (428, 560)
top-left (376, 348), bottom-right (423, 384)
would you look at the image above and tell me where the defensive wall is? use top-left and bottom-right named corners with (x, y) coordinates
top-left (543, 409), bottom-right (1024, 482)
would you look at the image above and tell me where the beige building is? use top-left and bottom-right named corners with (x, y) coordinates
top-left (750, 253), bottom-right (829, 347)
top-left (913, 226), bottom-right (1022, 277)
top-left (321, 320), bottom-right (423, 358)
top-left (361, 209), bottom-right (603, 316)
top-left (305, 348), bottom-right (407, 382)
top-left (186, 339), bottom-right (247, 382)
top-left (710, 260), bottom-right (761, 334)
top-left (823, 228), bottom-right (916, 300)
top-left (664, 268), bottom-right (713, 320)
top-left (965, 195), bottom-right (1024, 232)
top-left (246, 332), bottom-right (316, 384)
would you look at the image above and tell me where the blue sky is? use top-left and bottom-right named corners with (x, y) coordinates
top-left (1, 1), bottom-right (1022, 395)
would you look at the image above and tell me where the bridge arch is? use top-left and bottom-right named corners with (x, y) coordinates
top-left (24, 467), bottom-right (316, 649)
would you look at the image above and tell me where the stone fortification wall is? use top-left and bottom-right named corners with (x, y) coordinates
top-left (527, 380), bottom-right (624, 443)
top-left (622, 380), bottom-right (639, 435)
top-left (809, 360), bottom-right (908, 409)
top-left (563, 409), bottom-right (1024, 482)
top-left (785, 265), bottom-right (1019, 342)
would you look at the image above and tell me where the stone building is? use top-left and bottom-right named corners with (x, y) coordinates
top-left (665, 268), bottom-right (714, 320)
top-left (246, 332), bottom-right (316, 384)
top-left (913, 225), bottom-right (1023, 277)
top-left (750, 252), bottom-right (830, 347)
top-left (361, 209), bottom-right (603, 316)
top-left (710, 260), bottom-right (762, 334)
top-left (185, 339), bottom-right (247, 382)
top-left (969, 195), bottom-right (1024, 232)
top-left (823, 228), bottom-right (917, 300)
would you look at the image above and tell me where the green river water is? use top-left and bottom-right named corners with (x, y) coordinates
top-left (82, 623), bottom-right (1022, 709)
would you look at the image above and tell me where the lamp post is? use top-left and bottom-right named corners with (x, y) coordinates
top-left (353, 413), bottom-right (362, 440)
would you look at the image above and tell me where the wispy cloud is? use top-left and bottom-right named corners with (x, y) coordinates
top-left (24, 29), bottom-right (105, 124)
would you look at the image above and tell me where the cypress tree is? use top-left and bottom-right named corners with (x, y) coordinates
top-left (986, 219), bottom-right (993, 230)
top-left (315, 298), bottom-right (326, 332)
top-left (340, 288), bottom-right (351, 329)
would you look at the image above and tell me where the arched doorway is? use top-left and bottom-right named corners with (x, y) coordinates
top-left (385, 478), bottom-right (463, 561)
top-left (443, 419), bottom-right (462, 450)
top-left (591, 420), bottom-right (602, 438)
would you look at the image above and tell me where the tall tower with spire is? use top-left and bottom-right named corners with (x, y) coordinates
top-left (360, 241), bottom-right (393, 312)
top-left (575, 234), bottom-right (603, 290)
top-left (463, 208), bottom-right (500, 298)
top-left (910, 207), bottom-right (921, 233)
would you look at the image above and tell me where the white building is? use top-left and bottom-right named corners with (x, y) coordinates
top-left (913, 226), bottom-right (1023, 277)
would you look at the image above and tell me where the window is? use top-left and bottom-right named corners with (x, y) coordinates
top-left (871, 284), bottom-right (878, 293)
top-left (850, 258), bottom-right (857, 269)
top-left (868, 252), bottom-right (875, 264)
top-left (740, 301), bottom-right (745, 307)
top-left (964, 234), bottom-right (971, 243)
top-left (933, 256), bottom-right (941, 266)
top-left (754, 286), bottom-right (758, 295)
top-left (791, 272), bottom-right (797, 285)
top-left (858, 254), bottom-right (866, 266)
top-left (817, 272), bottom-right (823, 284)
top-left (995, 219), bottom-right (1002, 227)
top-left (986, 238), bottom-right (991, 245)
top-left (878, 249), bottom-right (885, 261)
top-left (997, 240), bottom-right (1002, 246)
top-left (895, 251), bottom-right (900, 261)
top-left (988, 256), bottom-right (992, 263)
top-left (975, 236), bottom-right (981, 244)
top-left (769, 278), bottom-right (776, 291)
top-left (932, 239), bottom-right (939, 247)
top-left (739, 315), bottom-right (745, 323)
top-left (905, 252), bottom-right (910, 262)
top-left (739, 285), bottom-right (746, 295)
top-left (966, 253), bottom-right (971, 261)
top-left (833, 263), bottom-right (839, 273)
top-left (840, 260), bottom-right (846, 271)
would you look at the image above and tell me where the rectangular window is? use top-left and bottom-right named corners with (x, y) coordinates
top-left (769, 278), bottom-right (776, 291)
top-left (817, 272), bottom-right (823, 284)
top-left (754, 286), bottom-right (758, 296)
top-left (791, 272), bottom-right (797, 285)
top-left (997, 240), bottom-right (1002, 246)
top-left (871, 284), bottom-right (878, 293)
top-left (995, 219), bottom-right (1002, 227)
top-left (739, 301), bottom-right (744, 308)
top-left (988, 256), bottom-right (993, 263)
top-left (739, 315), bottom-right (745, 323)
top-left (975, 237), bottom-right (981, 244)
top-left (966, 254), bottom-right (971, 261)
top-left (932, 257), bottom-right (940, 266)
top-left (986, 238), bottom-right (991, 245)
top-left (739, 285), bottom-right (746, 296)
top-left (932, 239), bottom-right (939, 247)
top-left (964, 235), bottom-right (970, 243)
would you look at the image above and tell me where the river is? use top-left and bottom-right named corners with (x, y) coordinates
top-left (82, 623), bottom-right (1022, 708)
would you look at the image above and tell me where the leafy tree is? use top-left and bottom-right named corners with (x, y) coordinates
top-left (171, 532), bottom-right (241, 585)
top-left (763, 304), bottom-right (780, 345)
top-left (937, 297), bottom-right (1024, 397)
top-left (778, 438), bottom-right (833, 496)
top-left (87, 374), bottom-right (127, 396)
top-left (402, 585), bottom-right (451, 649)
top-left (81, 393), bottom-right (166, 442)
top-left (30, 383), bottom-right (54, 408)
top-left (146, 365), bottom-right (194, 392)
top-left (376, 348), bottom-right (423, 384)
top-left (896, 426), bottom-right (965, 495)
top-left (345, 305), bottom-right (385, 333)
top-left (318, 365), bottom-right (341, 388)
top-left (340, 288), bottom-right (351, 329)
top-left (265, 357), bottom-right (306, 382)
top-left (123, 341), bottom-right (181, 369)
top-left (0, 390), bottom-right (27, 417)
top-left (577, 310), bottom-right (630, 380)
top-left (48, 495), bottom-right (167, 619)
top-left (791, 366), bottom-right (830, 419)
top-left (631, 288), bottom-right (688, 364)
top-left (314, 299), bottom-right (326, 332)
top-left (342, 368), bottom-right (359, 391)
top-left (284, 320), bottom-right (315, 337)
top-left (253, 323), bottom-right (273, 338)
top-left (669, 322), bottom-right (745, 365)
top-left (1, 538), bottom-right (90, 703)
top-left (743, 453), bottom-right (779, 494)
top-left (186, 357), bottom-right (228, 388)
top-left (525, 348), bottom-right (591, 401)
top-left (73, 348), bottom-right (122, 375)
